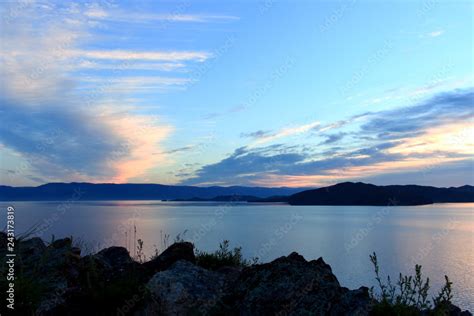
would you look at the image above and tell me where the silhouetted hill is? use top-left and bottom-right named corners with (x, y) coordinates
top-left (288, 182), bottom-right (474, 206)
top-left (0, 183), bottom-right (305, 201)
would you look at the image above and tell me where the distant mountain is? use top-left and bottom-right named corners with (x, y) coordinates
top-left (2, 182), bottom-right (472, 205)
top-left (288, 182), bottom-right (474, 206)
top-left (171, 195), bottom-right (260, 202)
top-left (0, 183), bottom-right (306, 201)
top-left (172, 195), bottom-right (289, 202)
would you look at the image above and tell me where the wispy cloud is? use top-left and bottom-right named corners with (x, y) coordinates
top-left (427, 30), bottom-right (444, 37)
top-left (74, 60), bottom-right (187, 72)
top-left (360, 89), bottom-right (474, 140)
top-left (0, 0), bottom-right (174, 184)
top-left (80, 76), bottom-right (191, 92)
top-left (72, 49), bottom-right (212, 62)
top-left (160, 146), bottom-right (196, 155)
top-left (240, 130), bottom-right (273, 139)
top-left (83, 7), bottom-right (240, 24)
top-left (250, 121), bottom-right (321, 146)
top-left (318, 132), bottom-right (347, 145)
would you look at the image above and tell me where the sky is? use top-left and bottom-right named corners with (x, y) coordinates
top-left (0, 0), bottom-right (473, 187)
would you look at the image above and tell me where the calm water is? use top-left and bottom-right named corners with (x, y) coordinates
top-left (1, 201), bottom-right (473, 310)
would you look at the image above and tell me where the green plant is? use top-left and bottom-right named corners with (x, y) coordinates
top-left (174, 229), bottom-right (188, 243)
top-left (15, 223), bottom-right (43, 242)
top-left (136, 238), bottom-right (145, 263)
top-left (142, 230), bottom-right (187, 261)
top-left (149, 244), bottom-right (160, 261)
top-left (433, 275), bottom-right (453, 309)
top-left (196, 240), bottom-right (258, 270)
top-left (369, 252), bottom-right (454, 315)
top-left (160, 230), bottom-right (170, 252)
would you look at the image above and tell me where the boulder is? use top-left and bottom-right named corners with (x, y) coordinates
top-left (439, 303), bottom-right (473, 316)
top-left (11, 237), bottom-right (82, 315)
top-left (19, 237), bottom-right (46, 258)
top-left (15, 237), bottom-right (79, 278)
top-left (50, 237), bottom-right (72, 249)
top-left (225, 252), bottom-right (372, 315)
top-left (70, 246), bottom-right (81, 259)
top-left (216, 265), bottom-right (242, 284)
top-left (145, 260), bottom-right (227, 315)
top-left (42, 238), bottom-right (79, 270)
top-left (79, 246), bottom-right (143, 284)
top-left (95, 246), bottom-right (133, 270)
top-left (143, 242), bottom-right (195, 274)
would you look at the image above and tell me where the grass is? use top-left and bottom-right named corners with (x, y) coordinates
top-left (195, 240), bottom-right (258, 270)
top-left (369, 252), bottom-right (454, 315)
top-left (133, 234), bottom-right (257, 270)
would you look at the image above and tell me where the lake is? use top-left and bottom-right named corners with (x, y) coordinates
top-left (1, 201), bottom-right (473, 310)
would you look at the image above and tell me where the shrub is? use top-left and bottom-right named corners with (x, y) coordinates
top-left (196, 240), bottom-right (257, 270)
top-left (369, 252), bottom-right (454, 315)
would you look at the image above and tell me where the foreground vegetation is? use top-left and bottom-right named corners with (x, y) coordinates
top-left (369, 252), bottom-right (455, 315)
top-left (195, 240), bottom-right (258, 270)
top-left (0, 232), bottom-right (469, 315)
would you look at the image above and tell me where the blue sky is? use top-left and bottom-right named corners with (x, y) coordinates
top-left (0, 0), bottom-right (473, 187)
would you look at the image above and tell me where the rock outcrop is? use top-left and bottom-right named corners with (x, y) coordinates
top-left (225, 252), bottom-right (371, 315)
top-left (143, 241), bottom-right (195, 274)
top-left (145, 260), bottom-right (228, 315)
top-left (0, 238), bottom-right (471, 316)
top-left (142, 252), bottom-right (373, 315)
top-left (12, 237), bottom-right (82, 314)
top-left (80, 245), bottom-right (142, 282)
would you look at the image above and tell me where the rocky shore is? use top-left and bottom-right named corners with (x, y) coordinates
top-left (0, 234), bottom-right (471, 315)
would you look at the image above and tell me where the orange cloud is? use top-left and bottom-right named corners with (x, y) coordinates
top-left (388, 122), bottom-right (474, 156)
top-left (104, 114), bottom-right (173, 183)
top-left (252, 121), bottom-right (473, 187)
top-left (253, 156), bottom-right (468, 188)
